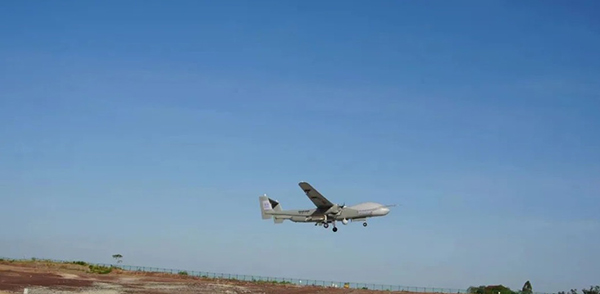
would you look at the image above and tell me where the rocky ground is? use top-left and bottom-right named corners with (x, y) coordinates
top-left (0, 260), bottom-right (431, 294)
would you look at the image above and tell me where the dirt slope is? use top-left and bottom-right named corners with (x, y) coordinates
top-left (0, 260), bottom-right (433, 294)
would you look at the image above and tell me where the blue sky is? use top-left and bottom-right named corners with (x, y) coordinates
top-left (1, 0), bottom-right (599, 292)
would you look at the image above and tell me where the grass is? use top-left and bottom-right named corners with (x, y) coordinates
top-left (88, 264), bottom-right (112, 274)
top-left (251, 278), bottom-right (293, 285)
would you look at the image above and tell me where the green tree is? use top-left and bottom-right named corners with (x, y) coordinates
top-left (522, 281), bottom-right (533, 294)
top-left (468, 285), bottom-right (517, 294)
top-left (112, 254), bottom-right (123, 264)
top-left (582, 286), bottom-right (600, 294)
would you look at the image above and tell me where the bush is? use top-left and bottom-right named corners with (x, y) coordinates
top-left (88, 265), bottom-right (112, 274)
top-left (468, 285), bottom-right (517, 294)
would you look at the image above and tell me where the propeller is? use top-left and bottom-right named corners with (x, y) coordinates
top-left (327, 203), bottom-right (347, 216)
top-left (334, 203), bottom-right (347, 215)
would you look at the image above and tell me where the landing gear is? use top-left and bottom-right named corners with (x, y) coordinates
top-left (363, 222), bottom-right (368, 227)
top-left (320, 221), bottom-right (339, 232)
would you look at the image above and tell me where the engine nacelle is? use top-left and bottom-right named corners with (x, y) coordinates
top-left (342, 218), bottom-right (348, 225)
top-left (326, 204), bottom-right (346, 216)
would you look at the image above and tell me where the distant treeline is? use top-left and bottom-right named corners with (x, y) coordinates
top-left (467, 282), bottom-right (599, 294)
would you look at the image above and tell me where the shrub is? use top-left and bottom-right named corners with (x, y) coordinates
top-left (89, 265), bottom-right (112, 274)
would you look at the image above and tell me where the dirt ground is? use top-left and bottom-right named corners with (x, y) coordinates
top-left (0, 260), bottom-right (433, 294)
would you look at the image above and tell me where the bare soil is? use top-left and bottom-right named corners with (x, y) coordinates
top-left (0, 260), bottom-right (435, 294)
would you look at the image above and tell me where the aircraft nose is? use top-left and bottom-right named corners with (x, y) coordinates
top-left (376, 207), bottom-right (390, 216)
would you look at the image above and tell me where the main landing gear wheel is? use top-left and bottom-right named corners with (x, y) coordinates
top-left (323, 223), bottom-right (329, 229)
top-left (363, 222), bottom-right (368, 227)
top-left (332, 227), bottom-right (338, 232)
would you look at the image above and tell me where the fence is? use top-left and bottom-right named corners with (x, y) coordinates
top-left (99, 262), bottom-right (471, 293)
top-left (0, 257), bottom-right (554, 294)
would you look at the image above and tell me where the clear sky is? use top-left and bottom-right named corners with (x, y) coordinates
top-left (1, 0), bottom-right (599, 292)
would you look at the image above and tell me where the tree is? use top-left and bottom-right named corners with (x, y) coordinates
top-left (468, 286), bottom-right (485, 294)
top-left (112, 254), bottom-right (123, 264)
top-left (582, 286), bottom-right (600, 294)
top-left (467, 285), bottom-right (517, 294)
top-left (522, 281), bottom-right (533, 294)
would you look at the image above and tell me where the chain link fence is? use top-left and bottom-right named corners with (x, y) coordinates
top-left (0, 257), bottom-right (554, 294)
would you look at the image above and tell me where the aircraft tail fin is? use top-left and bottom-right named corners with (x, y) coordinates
top-left (259, 194), bottom-right (282, 220)
top-left (271, 201), bottom-right (285, 224)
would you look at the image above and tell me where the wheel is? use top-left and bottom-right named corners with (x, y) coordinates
top-left (332, 227), bottom-right (338, 232)
top-left (363, 222), bottom-right (368, 227)
top-left (324, 223), bottom-right (329, 228)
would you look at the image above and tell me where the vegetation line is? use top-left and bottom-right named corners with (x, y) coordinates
top-left (0, 256), bottom-right (596, 293)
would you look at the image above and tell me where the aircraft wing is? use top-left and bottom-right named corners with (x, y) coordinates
top-left (298, 181), bottom-right (334, 209)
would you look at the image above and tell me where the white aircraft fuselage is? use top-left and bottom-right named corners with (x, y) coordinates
top-left (259, 182), bottom-right (394, 232)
